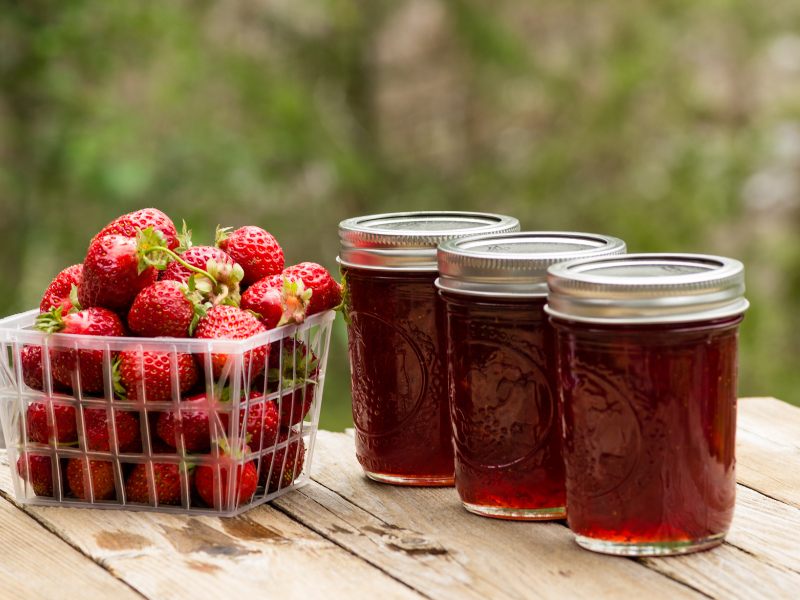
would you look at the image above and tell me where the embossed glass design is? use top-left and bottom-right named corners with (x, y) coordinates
top-left (553, 316), bottom-right (742, 555)
top-left (443, 294), bottom-right (566, 519)
top-left (344, 267), bottom-right (453, 485)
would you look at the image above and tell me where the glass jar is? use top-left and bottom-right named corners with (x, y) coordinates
top-left (437, 232), bottom-right (626, 518)
top-left (339, 212), bottom-right (519, 485)
top-left (546, 254), bottom-right (749, 555)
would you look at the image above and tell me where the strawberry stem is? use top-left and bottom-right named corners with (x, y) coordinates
top-left (142, 246), bottom-right (218, 286)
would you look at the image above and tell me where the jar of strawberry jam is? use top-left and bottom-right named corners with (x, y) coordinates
top-left (436, 232), bottom-right (626, 518)
top-left (546, 254), bottom-right (749, 556)
top-left (338, 212), bottom-right (519, 485)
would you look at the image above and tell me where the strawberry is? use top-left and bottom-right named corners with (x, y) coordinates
top-left (241, 275), bottom-right (312, 329)
top-left (156, 392), bottom-right (218, 453)
top-left (84, 408), bottom-right (141, 452)
top-left (161, 245), bottom-right (246, 307)
top-left (92, 208), bottom-right (181, 252)
top-left (17, 453), bottom-right (54, 497)
top-left (21, 345), bottom-right (71, 393)
top-left (261, 338), bottom-right (318, 427)
top-left (39, 264), bottom-right (82, 313)
top-left (124, 462), bottom-right (188, 505)
top-left (223, 390), bottom-right (279, 451)
top-left (118, 350), bottom-right (199, 403)
top-left (283, 262), bottom-right (342, 316)
top-left (147, 411), bottom-right (177, 454)
top-left (66, 458), bottom-right (116, 500)
top-left (260, 428), bottom-right (305, 491)
top-left (193, 305), bottom-right (268, 381)
top-left (27, 402), bottom-right (78, 445)
top-left (35, 306), bottom-right (126, 392)
top-left (127, 281), bottom-right (198, 338)
top-left (78, 232), bottom-right (162, 312)
top-left (216, 226), bottom-right (284, 285)
top-left (196, 454), bottom-right (258, 508)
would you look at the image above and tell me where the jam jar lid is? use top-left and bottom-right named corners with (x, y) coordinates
top-left (435, 231), bottom-right (627, 297)
top-left (338, 211), bottom-right (520, 271)
top-left (545, 253), bottom-right (750, 324)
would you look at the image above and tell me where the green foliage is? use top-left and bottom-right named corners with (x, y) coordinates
top-left (2, 0), bottom-right (799, 430)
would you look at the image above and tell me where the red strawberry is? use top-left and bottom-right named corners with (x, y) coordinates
top-left (260, 428), bottom-right (305, 491)
top-left (124, 462), bottom-right (188, 505)
top-left (21, 346), bottom-right (72, 393)
top-left (92, 208), bottom-right (180, 251)
top-left (27, 402), bottom-right (78, 445)
top-left (224, 391), bottom-right (279, 451)
top-left (39, 264), bottom-right (83, 313)
top-left (84, 408), bottom-right (141, 452)
top-left (193, 306), bottom-right (268, 381)
top-left (118, 349), bottom-right (199, 403)
top-left (216, 226), bottom-right (284, 285)
top-left (78, 234), bottom-right (160, 312)
top-left (35, 306), bottom-right (126, 392)
top-left (161, 245), bottom-right (244, 307)
top-left (265, 339), bottom-right (318, 427)
top-left (241, 275), bottom-right (284, 328)
top-left (196, 455), bottom-right (258, 508)
top-left (66, 458), bottom-right (116, 500)
top-left (283, 263), bottom-right (342, 316)
top-left (241, 275), bottom-right (312, 329)
top-left (127, 281), bottom-right (197, 338)
top-left (162, 245), bottom-right (233, 284)
top-left (17, 453), bottom-right (54, 497)
top-left (156, 392), bottom-right (219, 453)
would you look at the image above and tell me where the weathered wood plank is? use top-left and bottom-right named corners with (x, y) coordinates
top-left (641, 544), bottom-right (800, 600)
top-left (727, 485), bottom-right (800, 576)
top-left (0, 493), bottom-right (144, 600)
top-left (280, 430), bottom-right (705, 600)
top-left (736, 397), bottom-right (800, 510)
top-left (0, 454), bottom-right (425, 600)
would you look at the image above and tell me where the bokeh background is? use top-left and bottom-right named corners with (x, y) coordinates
top-left (2, 1), bottom-right (799, 431)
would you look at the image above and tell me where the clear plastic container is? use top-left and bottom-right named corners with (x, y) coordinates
top-left (0, 308), bottom-right (335, 517)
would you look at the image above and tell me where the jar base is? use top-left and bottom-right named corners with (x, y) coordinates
top-left (462, 502), bottom-right (566, 521)
top-left (575, 533), bottom-right (726, 557)
top-left (365, 471), bottom-right (454, 486)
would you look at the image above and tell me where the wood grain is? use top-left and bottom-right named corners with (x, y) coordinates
top-left (277, 430), bottom-right (705, 600)
top-left (0, 454), bottom-right (425, 600)
top-left (736, 397), bottom-right (800, 509)
top-left (0, 493), bottom-right (144, 600)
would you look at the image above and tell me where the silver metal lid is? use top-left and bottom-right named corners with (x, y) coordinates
top-left (436, 232), bottom-right (626, 297)
top-left (338, 211), bottom-right (520, 271)
top-left (545, 253), bottom-right (749, 324)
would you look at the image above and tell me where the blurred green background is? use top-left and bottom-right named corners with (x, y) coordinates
top-left (2, 1), bottom-right (799, 431)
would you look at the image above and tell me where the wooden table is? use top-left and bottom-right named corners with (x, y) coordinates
top-left (0, 397), bottom-right (798, 600)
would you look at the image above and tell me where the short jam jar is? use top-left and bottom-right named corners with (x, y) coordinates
top-left (546, 254), bottom-right (749, 556)
top-left (436, 232), bottom-right (626, 519)
top-left (338, 212), bottom-right (519, 485)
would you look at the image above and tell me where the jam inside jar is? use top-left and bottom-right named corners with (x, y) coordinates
top-left (344, 267), bottom-right (453, 484)
top-left (442, 293), bottom-right (566, 519)
top-left (553, 317), bottom-right (741, 552)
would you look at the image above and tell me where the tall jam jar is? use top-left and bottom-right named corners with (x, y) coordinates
top-left (338, 212), bottom-right (520, 485)
top-left (436, 232), bottom-right (626, 518)
top-left (546, 254), bottom-right (749, 556)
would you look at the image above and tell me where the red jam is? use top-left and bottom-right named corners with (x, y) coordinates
top-left (442, 294), bottom-right (566, 518)
top-left (344, 267), bottom-right (453, 484)
top-left (552, 316), bottom-right (741, 548)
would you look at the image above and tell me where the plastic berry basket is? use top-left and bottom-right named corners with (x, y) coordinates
top-left (0, 308), bottom-right (335, 517)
